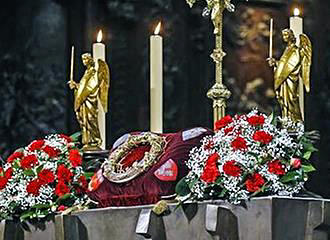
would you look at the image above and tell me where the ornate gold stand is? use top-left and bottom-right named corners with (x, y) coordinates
top-left (187, 0), bottom-right (234, 127)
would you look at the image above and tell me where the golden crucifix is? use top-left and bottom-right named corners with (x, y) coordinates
top-left (186, 0), bottom-right (235, 127)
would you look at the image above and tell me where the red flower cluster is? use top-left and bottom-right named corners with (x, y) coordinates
top-left (55, 181), bottom-right (70, 197)
top-left (57, 165), bottom-right (73, 182)
top-left (215, 115), bottom-right (233, 130)
top-left (7, 151), bottom-right (24, 163)
top-left (38, 169), bottom-right (55, 184)
top-left (0, 168), bottom-right (13, 190)
top-left (75, 175), bottom-right (88, 194)
top-left (253, 131), bottom-right (273, 144)
top-left (247, 115), bottom-right (265, 126)
top-left (268, 160), bottom-right (286, 175)
top-left (224, 126), bottom-right (234, 135)
top-left (231, 137), bottom-right (248, 151)
top-left (43, 145), bottom-right (59, 158)
top-left (26, 179), bottom-right (42, 196)
top-left (223, 160), bottom-right (241, 177)
top-left (245, 173), bottom-right (265, 192)
top-left (69, 149), bottom-right (82, 167)
top-left (20, 155), bottom-right (38, 169)
top-left (204, 140), bottom-right (214, 150)
top-left (200, 153), bottom-right (220, 183)
top-left (28, 140), bottom-right (45, 151)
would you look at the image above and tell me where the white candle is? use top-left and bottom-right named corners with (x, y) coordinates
top-left (93, 30), bottom-right (107, 149)
top-left (290, 8), bottom-right (304, 120)
top-left (150, 22), bottom-right (163, 134)
top-left (269, 18), bottom-right (273, 58)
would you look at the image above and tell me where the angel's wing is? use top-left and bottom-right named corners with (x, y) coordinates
top-left (300, 34), bottom-right (312, 93)
top-left (98, 59), bottom-right (110, 112)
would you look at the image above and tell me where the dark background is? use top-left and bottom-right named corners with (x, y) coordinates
top-left (0, 0), bottom-right (329, 196)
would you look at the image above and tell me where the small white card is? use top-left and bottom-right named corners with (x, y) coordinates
top-left (182, 127), bottom-right (207, 141)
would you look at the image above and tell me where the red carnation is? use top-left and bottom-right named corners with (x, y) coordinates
top-left (55, 181), bottom-right (70, 197)
top-left (5, 168), bottom-right (13, 179)
top-left (42, 145), bottom-right (59, 158)
top-left (59, 134), bottom-right (72, 143)
top-left (75, 175), bottom-right (88, 194)
top-left (215, 115), bottom-right (233, 131)
top-left (26, 179), bottom-right (42, 196)
top-left (7, 151), bottom-right (24, 163)
top-left (268, 160), bottom-right (286, 175)
top-left (231, 137), bottom-right (248, 151)
top-left (38, 169), bottom-right (55, 185)
top-left (204, 140), bottom-right (214, 150)
top-left (200, 153), bottom-right (221, 183)
top-left (20, 154), bottom-right (38, 169)
top-left (57, 165), bottom-right (73, 182)
top-left (247, 115), bottom-right (265, 126)
top-left (245, 173), bottom-right (265, 193)
top-left (69, 149), bottom-right (82, 167)
top-left (224, 126), bottom-right (234, 135)
top-left (253, 131), bottom-right (273, 144)
top-left (57, 205), bottom-right (68, 211)
top-left (0, 177), bottom-right (8, 190)
top-left (78, 175), bottom-right (88, 190)
top-left (28, 140), bottom-right (45, 151)
top-left (223, 160), bottom-right (241, 177)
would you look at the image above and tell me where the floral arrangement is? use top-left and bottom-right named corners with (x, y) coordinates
top-left (176, 110), bottom-right (318, 204)
top-left (0, 134), bottom-right (89, 221)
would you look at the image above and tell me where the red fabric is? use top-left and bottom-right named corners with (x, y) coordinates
top-left (121, 145), bottom-right (151, 169)
top-left (87, 128), bottom-right (213, 207)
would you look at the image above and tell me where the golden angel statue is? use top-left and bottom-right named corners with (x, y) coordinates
top-left (268, 29), bottom-right (312, 122)
top-left (69, 53), bottom-right (110, 151)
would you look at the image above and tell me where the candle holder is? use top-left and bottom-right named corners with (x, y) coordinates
top-left (186, 0), bottom-right (236, 128)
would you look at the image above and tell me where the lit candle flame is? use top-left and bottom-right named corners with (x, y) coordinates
top-left (97, 30), bottom-right (103, 43)
top-left (154, 22), bottom-right (161, 35)
top-left (293, 8), bottom-right (300, 17)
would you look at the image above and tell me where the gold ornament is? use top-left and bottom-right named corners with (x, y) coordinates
top-left (102, 133), bottom-right (166, 183)
top-left (267, 29), bottom-right (312, 122)
top-left (186, 0), bottom-right (235, 127)
top-left (69, 52), bottom-right (110, 151)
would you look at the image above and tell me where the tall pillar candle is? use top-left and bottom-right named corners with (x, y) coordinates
top-left (93, 30), bottom-right (107, 149)
top-left (289, 8), bottom-right (304, 120)
top-left (150, 22), bottom-right (163, 133)
top-left (269, 18), bottom-right (273, 59)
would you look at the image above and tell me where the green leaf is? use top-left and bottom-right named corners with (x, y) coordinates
top-left (280, 171), bottom-right (301, 183)
top-left (303, 151), bottom-right (313, 160)
top-left (20, 211), bottom-right (34, 221)
top-left (12, 162), bottom-right (20, 169)
top-left (84, 172), bottom-right (95, 179)
top-left (36, 165), bottom-right (43, 174)
top-left (23, 169), bottom-right (35, 176)
top-left (70, 132), bottom-right (82, 143)
top-left (31, 204), bottom-right (50, 209)
top-left (56, 193), bottom-right (72, 203)
top-left (301, 164), bottom-right (316, 173)
top-left (217, 189), bottom-right (227, 198)
top-left (175, 177), bottom-right (191, 197)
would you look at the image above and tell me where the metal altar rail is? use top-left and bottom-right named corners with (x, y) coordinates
top-left (1, 196), bottom-right (330, 240)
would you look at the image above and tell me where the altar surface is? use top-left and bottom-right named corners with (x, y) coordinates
top-left (1, 196), bottom-right (329, 240)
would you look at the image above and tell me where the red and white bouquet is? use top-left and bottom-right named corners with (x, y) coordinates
top-left (176, 110), bottom-right (317, 204)
top-left (0, 134), bottom-right (88, 221)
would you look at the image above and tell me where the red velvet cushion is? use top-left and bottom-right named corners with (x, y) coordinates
top-left (87, 128), bottom-right (213, 207)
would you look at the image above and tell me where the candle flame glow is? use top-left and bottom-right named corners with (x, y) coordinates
top-left (293, 8), bottom-right (300, 17)
top-left (154, 22), bottom-right (161, 35)
top-left (97, 30), bottom-right (103, 43)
